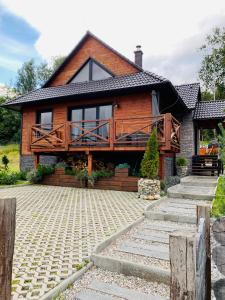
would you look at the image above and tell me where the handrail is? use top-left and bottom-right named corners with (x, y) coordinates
top-left (30, 114), bottom-right (181, 151)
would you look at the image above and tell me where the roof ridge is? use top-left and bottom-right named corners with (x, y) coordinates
top-left (144, 70), bottom-right (168, 82)
top-left (175, 82), bottom-right (200, 87)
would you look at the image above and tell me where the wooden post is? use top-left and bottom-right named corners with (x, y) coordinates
top-left (165, 113), bottom-right (172, 150)
top-left (34, 154), bottom-right (40, 169)
top-left (196, 205), bottom-right (211, 300)
top-left (169, 231), bottom-right (196, 300)
top-left (0, 198), bottom-right (16, 300)
top-left (87, 152), bottom-right (93, 176)
top-left (109, 118), bottom-right (114, 149)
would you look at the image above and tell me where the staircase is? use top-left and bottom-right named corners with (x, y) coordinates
top-left (191, 155), bottom-right (220, 176)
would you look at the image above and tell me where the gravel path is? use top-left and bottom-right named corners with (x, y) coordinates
top-left (62, 266), bottom-right (170, 299)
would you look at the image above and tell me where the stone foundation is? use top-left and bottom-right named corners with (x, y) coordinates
top-left (20, 155), bottom-right (57, 171)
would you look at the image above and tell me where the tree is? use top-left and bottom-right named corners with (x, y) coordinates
top-left (0, 96), bottom-right (21, 144)
top-left (15, 56), bottom-right (65, 94)
top-left (199, 27), bottom-right (225, 100)
top-left (218, 123), bottom-right (225, 165)
top-left (2, 155), bottom-right (9, 170)
top-left (16, 59), bottom-right (37, 95)
top-left (140, 128), bottom-right (159, 179)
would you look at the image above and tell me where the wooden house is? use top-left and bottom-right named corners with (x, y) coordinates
top-left (4, 32), bottom-right (225, 185)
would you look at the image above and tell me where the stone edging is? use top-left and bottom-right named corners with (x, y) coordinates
top-left (91, 254), bottom-right (170, 284)
top-left (39, 262), bottom-right (93, 300)
top-left (0, 183), bottom-right (31, 189)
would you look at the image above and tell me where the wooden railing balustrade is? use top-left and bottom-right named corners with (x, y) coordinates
top-left (29, 113), bottom-right (180, 152)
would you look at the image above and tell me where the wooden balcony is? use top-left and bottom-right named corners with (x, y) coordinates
top-left (29, 113), bottom-right (180, 153)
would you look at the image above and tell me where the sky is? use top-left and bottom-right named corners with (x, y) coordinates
top-left (0, 0), bottom-right (225, 86)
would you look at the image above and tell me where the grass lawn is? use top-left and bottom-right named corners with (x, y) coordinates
top-left (212, 175), bottom-right (225, 217)
top-left (0, 144), bottom-right (20, 172)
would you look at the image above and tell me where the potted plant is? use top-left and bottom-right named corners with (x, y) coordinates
top-left (138, 128), bottom-right (160, 200)
top-left (176, 157), bottom-right (188, 177)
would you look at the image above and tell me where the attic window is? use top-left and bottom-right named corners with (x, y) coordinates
top-left (70, 59), bottom-right (113, 83)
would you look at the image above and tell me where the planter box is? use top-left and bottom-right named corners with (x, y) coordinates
top-left (42, 168), bottom-right (86, 188)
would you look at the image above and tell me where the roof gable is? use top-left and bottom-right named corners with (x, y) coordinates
top-left (44, 31), bottom-right (141, 88)
top-left (175, 83), bottom-right (200, 109)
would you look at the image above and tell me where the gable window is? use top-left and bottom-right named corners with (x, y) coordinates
top-left (70, 59), bottom-right (113, 83)
top-left (36, 110), bottom-right (52, 131)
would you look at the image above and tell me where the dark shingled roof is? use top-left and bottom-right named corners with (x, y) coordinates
top-left (194, 100), bottom-right (225, 120)
top-left (4, 71), bottom-right (168, 107)
top-left (175, 83), bottom-right (200, 109)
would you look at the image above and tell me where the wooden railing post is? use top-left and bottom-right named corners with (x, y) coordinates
top-left (165, 113), bottom-right (172, 150)
top-left (109, 118), bottom-right (114, 149)
top-left (196, 205), bottom-right (211, 300)
top-left (0, 198), bottom-right (16, 300)
top-left (169, 231), bottom-right (196, 300)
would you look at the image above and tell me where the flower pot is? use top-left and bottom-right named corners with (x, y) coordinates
top-left (176, 166), bottom-right (188, 177)
top-left (138, 178), bottom-right (160, 200)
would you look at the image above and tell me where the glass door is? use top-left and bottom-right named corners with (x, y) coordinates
top-left (83, 107), bottom-right (97, 142)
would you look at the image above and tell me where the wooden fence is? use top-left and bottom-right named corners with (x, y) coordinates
top-left (0, 198), bottom-right (16, 300)
top-left (170, 205), bottom-right (211, 300)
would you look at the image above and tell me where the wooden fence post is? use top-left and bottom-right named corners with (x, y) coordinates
top-left (169, 231), bottom-right (196, 300)
top-left (196, 205), bottom-right (211, 300)
top-left (0, 198), bottom-right (16, 300)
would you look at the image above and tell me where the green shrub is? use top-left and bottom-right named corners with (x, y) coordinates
top-left (140, 128), bottom-right (159, 179)
top-left (176, 157), bottom-right (188, 166)
top-left (212, 175), bottom-right (225, 217)
top-left (116, 163), bottom-right (130, 169)
top-left (16, 170), bottom-right (27, 181)
top-left (88, 169), bottom-right (113, 186)
top-left (76, 169), bottom-right (88, 182)
top-left (55, 162), bottom-right (68, 169)
top-left (0, 170), bottom-right (18, 185)
top-left (26, 164), bottom-right (55, 183)
top-left (2, 155), bottom-right (9, 169)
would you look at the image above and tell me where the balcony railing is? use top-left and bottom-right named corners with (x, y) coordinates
top-left (29, 113), bottom-right (180, 152)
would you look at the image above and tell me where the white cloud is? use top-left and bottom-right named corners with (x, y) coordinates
top-left (0, 55), bottom-right (22, 71)
top-left (1, 0), bottom-right (225, 83)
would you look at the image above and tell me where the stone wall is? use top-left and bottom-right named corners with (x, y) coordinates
top-left (20, 155), bottom-right (57, 171)
top-left (164, 156), bottom-right (175, 177)
top-left (177, 111), bottom-right (195, 171)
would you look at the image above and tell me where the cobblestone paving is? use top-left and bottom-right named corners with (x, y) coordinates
top-left (0, 185), bottom-right (148, 300)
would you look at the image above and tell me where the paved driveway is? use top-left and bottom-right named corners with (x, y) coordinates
top-left (0, 185), bottom-right (148, 299)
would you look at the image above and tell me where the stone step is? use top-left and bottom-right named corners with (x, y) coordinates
top-left (133, 232), bottom-right (169, 244)
top-left (158, 207), bottom-right (194, 215)
top-left (88, 280), bottom-right (166, 300)
top-left (75, 289), bottom-right (114, 300)
top-left (167, 184), bottom-right (215, 201)
top-left (143, 223), bottom-right (188, 232)
top-left (180, 176), bottom-right (218, 187)
top-left (118, 241), bottom-right (169, 260)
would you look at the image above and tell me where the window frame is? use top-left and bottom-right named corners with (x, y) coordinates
top-left (68, 103), bottom-right (113, 121)
top-left (67, 58), bottom-right (114, 84)
top-left (36, 109), bottom-right (53, 131)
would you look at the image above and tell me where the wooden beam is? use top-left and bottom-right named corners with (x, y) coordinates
top-left (0, 198), bottom-right (16, 300)
top-left (34, 154), bottom-right (40, 169)
top-left (87, 152), bottom-right (93, 176)
top-left (196, 205), bottom-right (211, 300)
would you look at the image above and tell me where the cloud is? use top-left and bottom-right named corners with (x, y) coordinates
top-left (1, 0), bottom-right (225, 83)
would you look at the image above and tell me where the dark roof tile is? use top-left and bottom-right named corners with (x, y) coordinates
top-left (175, 83), bottom-right (200, 109)
top-left (194, 100), bottom-right (225, 120)
top-left (4, 71), bottom-right (167, 107)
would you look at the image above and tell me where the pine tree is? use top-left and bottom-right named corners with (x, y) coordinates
top-left (140, 128), bottom-right (159, 179)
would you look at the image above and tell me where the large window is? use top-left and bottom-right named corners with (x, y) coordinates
top-left (70, 59), bottom-right (113, 83)
top-left (69, 105), bottom-right (112, 142)
top-left (36, 110), bottom-right (52, 131)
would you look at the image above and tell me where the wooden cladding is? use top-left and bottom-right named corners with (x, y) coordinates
top-left (29, 114), bottom-right (180, 153)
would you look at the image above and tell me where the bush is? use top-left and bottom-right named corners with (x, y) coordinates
top-left (176, 157), bottom-right (188, 166)
top-left (0, 170), bottom-right (18, 185)
top-left (2, 155), bottom-right (9, 169)
top-left (26, 164), bottom-right (55, 183)
top-left (116, 163), bottom-right (130, 169)
top-left (55, 162), bottom-right (68, 169)
top-left (140, 128), bottom-right (159, 179)
top-left (76, 169), bottom-right (88, 182)
top-left (16, 170), bottom-right (27, 181)
top-left (212, 175), bottom-right (225, 217)
top-left (88, 169), bottom-right (113, 186)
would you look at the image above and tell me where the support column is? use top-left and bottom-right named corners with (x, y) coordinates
top-left (87, 152), bottom-right (93, 176)
top-left (34, 154), bottom-right (40, 169)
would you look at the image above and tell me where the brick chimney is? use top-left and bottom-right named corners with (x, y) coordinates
top-left (134, 45), bottom-right (143, 68)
